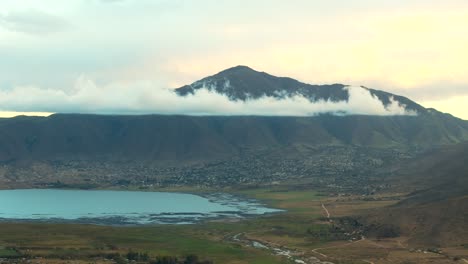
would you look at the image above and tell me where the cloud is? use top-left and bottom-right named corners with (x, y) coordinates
top-left (0, 77), bottom-right (416, 116)
top-left (0, 111), bottom-right (52, 118)
top-left (0, 9), bottom-right (71, 35)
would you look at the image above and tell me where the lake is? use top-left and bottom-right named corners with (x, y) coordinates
top-left (0, 189), bottom-right (281, 225)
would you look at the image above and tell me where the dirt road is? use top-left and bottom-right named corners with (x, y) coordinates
top-left (229, 233), bottom-right (334, 264)
top-left (321, 203), bottom-right (330, 219)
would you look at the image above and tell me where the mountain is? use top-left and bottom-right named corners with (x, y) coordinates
top-left (0, 66), bottom-right (467, 189)
top-left (175, 65), bottom-right (426, 114)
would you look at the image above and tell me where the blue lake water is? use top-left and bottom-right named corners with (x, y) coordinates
top-left (0, 189), bottom-right (281, 225)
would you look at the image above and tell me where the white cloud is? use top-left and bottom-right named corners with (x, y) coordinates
top-left (0, 77), bottom-right (416, 116)
top-left (0, 9), bottom-right (71, 35)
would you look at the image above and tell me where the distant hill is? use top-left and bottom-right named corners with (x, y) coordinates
top-left (0, 114), bottom-right (467, 163)
top-left (396, 142), bottom-right (468, 203)
top-left (360, 142), bottom-right (468, 247)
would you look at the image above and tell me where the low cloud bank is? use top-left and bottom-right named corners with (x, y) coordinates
top-left (0, 77), bottom-right (417, 116)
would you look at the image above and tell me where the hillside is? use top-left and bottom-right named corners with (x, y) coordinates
top-left (359, 142), bottom-right (468, 247)
top-left (0, 113), bottom-right (467, 162)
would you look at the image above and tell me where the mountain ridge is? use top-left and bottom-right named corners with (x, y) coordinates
top-left (0, 114), bottom-right (467, 163)
top-left (175, 65), bottom-right (427, 115)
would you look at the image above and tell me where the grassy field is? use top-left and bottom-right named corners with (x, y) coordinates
top-left (0, 222), bottom-right (287, 263)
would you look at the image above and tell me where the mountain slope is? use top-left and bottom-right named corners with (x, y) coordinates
top-left (0, 114), bottom-right (467, 163)
top-left (360, 142), bottom-right (468, 247)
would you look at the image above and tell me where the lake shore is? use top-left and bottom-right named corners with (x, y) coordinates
top-left (0, 189), bottom-right (283, 226)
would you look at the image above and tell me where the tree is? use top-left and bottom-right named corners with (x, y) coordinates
top-left (184, 254), bottom-right (199, 264)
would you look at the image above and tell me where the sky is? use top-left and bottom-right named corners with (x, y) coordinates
top-left (0, 0), bottom-right (467, 119)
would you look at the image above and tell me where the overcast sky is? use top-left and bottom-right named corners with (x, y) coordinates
top-left (1, 0), bottom-right (467, 119)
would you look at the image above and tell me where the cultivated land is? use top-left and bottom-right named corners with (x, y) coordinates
top-left (1, 186), bottom-right (466, 264)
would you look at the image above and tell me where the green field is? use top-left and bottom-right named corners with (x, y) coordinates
top-left (0, 223), bottom-right (287, 263)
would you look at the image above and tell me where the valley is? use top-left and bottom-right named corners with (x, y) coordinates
top-left (0, 67), bottom-right (467, 263)
top-left (2, 0), bottom-right (467, 261)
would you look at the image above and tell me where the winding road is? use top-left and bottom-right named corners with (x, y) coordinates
top-left (229, 233), bottom-right (334, 264)
top-left (315, 202), bottom-right (376, 264)
top-left (312, 235), bottom-right (366, 258)
top-left (321, 203), bottom-right (330, 219)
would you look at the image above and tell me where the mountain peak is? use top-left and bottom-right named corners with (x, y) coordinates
top-left (175, 65), bottom-right (348, 101)
top-left (218, 65), bottom-right (256, 74)
top-left (213, 65), bottom-right (262, 80)
top-left (174, 66), bottom-right (426, 114)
